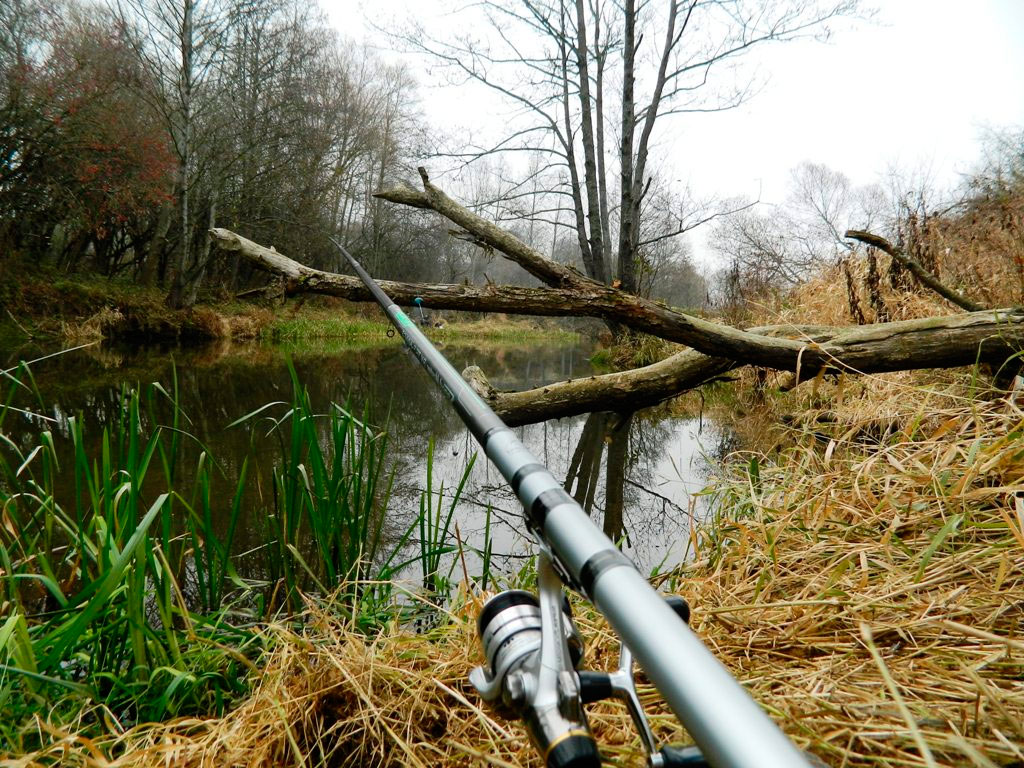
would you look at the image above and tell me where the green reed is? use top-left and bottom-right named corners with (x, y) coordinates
top-left (0, 357), bottom-right (477, 748)
top-left (417, 438), bottom-right (475, 594)
top-left (0, 375), bottom-right (252, 747)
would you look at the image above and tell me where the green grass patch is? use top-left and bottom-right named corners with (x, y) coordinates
top-left (262, 307), bottom-right (579, 345)
top-left (262, 310), bottom-right (392, 342)
top-left (0, 356), bottom-right (480, 751)
top-left (0, 259), bottom-right (580, 347)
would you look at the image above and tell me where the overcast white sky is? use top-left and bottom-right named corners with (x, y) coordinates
top-left (323, 0), bottom-right (1024, 260)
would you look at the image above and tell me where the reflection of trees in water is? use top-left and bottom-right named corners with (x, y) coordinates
top-left (559, 408), bottom-right (727, 566)
top-left (564, 413), bottom-right (609, 513)
top-left (698, 424), bottom-right (742, 472)
top-left (563, 412), bottom-right (635, 542)
top-left (3, 338), bottom-right (727, 579)
top-left (603, 413), bottom-right (633, 543)
top-left (561, 410), bottom-right (680, 545)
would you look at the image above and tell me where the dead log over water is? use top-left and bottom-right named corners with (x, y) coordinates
top-left (212, 226), bottom-right (1024, 425)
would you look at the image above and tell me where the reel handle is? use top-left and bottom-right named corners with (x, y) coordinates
top-left (659, 745), bottom-right (711, 767)
top-left (577, 671), bottom-right (612, 704)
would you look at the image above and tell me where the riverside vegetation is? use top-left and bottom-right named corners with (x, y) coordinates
top-left (0, 361), bottom-right (480, 759)
top-left (3, 152), bottom-right (1024, 767)
top-left (3, 351), bottom-right (1023, 767)
top-left (2, 288), bottom-right (1023, 767)
top-left (0, 261), bottom-right (578, 347)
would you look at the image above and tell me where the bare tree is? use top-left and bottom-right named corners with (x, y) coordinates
top-left (391, 0), bottom-right (859, 300)
top-left (712, 161), bottom-right (888, 304)
top-left (113, 0), bottom-right (231, 306)
top-left (711, 203), bottom-right (805, 299)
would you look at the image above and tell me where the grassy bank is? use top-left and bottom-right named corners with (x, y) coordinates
top-left (6, 367), bottom-right (1021, 767)
top-left (0, 264), bottom-right (245, 343)
top-left (5, 260), bottom-right (1023, 764)
top-left (0, 362), bottom-right (480, 762)
top-left (263, 307), bottom-right (579, 346)
top-left (678, 370), bottom-right (1024, 766)
top-left (0, 265), bottom-right (578, 346)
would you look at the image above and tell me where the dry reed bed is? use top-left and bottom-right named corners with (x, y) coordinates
top-left (6, 377), bottom-right (1024, 768)
top-left (684, 374), bottom-right (1024, 767)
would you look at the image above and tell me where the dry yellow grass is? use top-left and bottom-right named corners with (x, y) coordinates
top-left (679, 372), bottom-right (1024, 767)
top-left (57, 307), bottom-right (127, 342)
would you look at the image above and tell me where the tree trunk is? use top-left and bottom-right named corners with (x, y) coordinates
top-left (142, 203), bottom-right (172, 288)
top-left (617, 0), bottom-right (638, 292)
top-left (593, 5), bottom-right (613, 275)
top-left (166, 0), bottom-right (194, 310)
top-left (573, 0), bottom-right (607, 285)
top-left (183, 190), bottom-right (217, 306)
top-left (462, 352), bottom-right (734, 426)
top-left (555, 5), bottom-right (598, 283)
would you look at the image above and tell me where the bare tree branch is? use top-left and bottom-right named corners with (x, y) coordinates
top-left (212, 226), bottom-right (1024, 384)
top-left (375, 167), bottom-right (584, 288)
top-left (845, 229), bottom-right (985, 312)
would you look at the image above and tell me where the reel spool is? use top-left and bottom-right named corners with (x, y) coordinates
top-left (476, 589), bottom-right (583, 707)
top-left (471, 569), bottom-right (600, 768)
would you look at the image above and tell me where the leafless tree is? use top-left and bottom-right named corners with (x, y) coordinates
top-left (712, 160), bottom-right (887, 302)
top-left (391, 0), bottom-right (860, 298)
top-left (112, 0), bottom-right (231, 306)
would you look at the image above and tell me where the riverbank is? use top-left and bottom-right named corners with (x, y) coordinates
top-left (3, 363), bottom-right (1021, 767)
top-left (0, 265), bottom-right (578, 346)
top-left (3, 266), bottom-right (1023, 766)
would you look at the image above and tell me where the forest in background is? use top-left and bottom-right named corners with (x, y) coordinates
top-left (4, 0), bottom-right (1020, 325)
top-left (1, 0), bottom-right (717, 314)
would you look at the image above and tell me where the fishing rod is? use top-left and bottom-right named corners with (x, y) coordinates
top-left (333, 238), bottom-right (813, 768)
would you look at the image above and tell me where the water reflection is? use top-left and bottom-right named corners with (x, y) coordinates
top-left (459, 407), bottom-right (729, 575)
top-left (0, 337), bottom-right (729, 581)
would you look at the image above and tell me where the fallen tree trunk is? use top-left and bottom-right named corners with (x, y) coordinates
top-left (470, 314), bottom-right (1017, 425)
top-left (372, 172), bottom-right (1024, 373)
top-left (210, 227), bottom-right (1024, 378)
top-left (463, 351), bottom-right (736, 425)
top-left (211, 227), bottom-right (595, 310)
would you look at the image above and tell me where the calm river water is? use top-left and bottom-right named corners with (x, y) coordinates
top-left (0, 336), bottom-right (731, 582)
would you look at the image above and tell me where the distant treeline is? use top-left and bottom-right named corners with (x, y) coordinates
top-left (0, 0), bottom-right (475, 307)
top-left (0, 0), bottom-right (717, 312)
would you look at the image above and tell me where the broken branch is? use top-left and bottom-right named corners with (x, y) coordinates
top-left (845, 229), bottom-right (985, 312)
top-left (213, 227), bottom-right (1024, 389)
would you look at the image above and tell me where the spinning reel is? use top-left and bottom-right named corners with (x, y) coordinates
top-left (338, 237), bottom-right (816, 768)
top-left (470, 551), bottom-right (707, 768)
